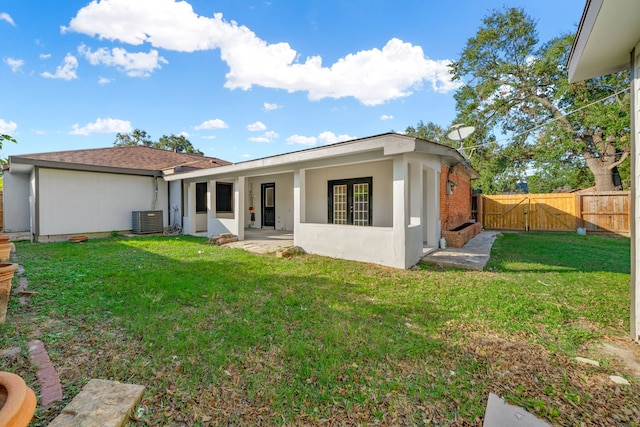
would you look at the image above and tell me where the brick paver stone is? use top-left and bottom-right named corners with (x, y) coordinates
top-left (49, 379), bottom-right (145, 427)
top-left (28, 339), bottom-right (63, 406)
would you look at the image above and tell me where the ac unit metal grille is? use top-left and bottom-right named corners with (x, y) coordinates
top-left (132, 210), bottom-right (163, 234)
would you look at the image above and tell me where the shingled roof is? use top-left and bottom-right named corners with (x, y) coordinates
top-left (9, 145), bottom-right (230, 175)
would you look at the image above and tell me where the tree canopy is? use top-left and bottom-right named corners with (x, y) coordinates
top-left (0, 134), bottom-right (16, 150)
top-left (448, 7), bottom-right (630, 193)
top-left (114, 129), bottom-right (203, 155)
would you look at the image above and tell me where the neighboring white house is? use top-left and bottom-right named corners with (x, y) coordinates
top-left (3, 145), bottom-right (229, 241)
top-left (567, 0), bottom-right (640, 341)
top-left (4, 133), bottom-right (478, 269)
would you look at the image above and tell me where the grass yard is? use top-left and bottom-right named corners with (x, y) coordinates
top-left (1, 232), bottom-right (638, 425)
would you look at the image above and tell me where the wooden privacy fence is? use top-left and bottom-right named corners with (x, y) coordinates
top-left (481, 191), bottom-right (630, 235)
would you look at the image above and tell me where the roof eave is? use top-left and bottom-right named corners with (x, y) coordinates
top-left (568, 0), bottom-right (640, 82)
top-left (9, 156), bottom-right (161, 177)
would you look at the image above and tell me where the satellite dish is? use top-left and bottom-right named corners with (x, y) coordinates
top-left (447, 124), bottom-right (475, 141)
top-left (447, 124), bottom-right (476, 160)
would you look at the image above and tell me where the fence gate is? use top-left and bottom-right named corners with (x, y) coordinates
top-left (483, 195), bottom-right (530, 231)
top-left (483, 194), bottom-right (576, 232)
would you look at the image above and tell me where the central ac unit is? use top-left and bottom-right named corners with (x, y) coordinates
top-left (132, 210), bottom-right (163, 234)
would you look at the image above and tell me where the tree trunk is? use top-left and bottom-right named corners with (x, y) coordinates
top-left (584, 156), bottom-right (620, 191)
top-left (581, 132), bottom-right (626, 191)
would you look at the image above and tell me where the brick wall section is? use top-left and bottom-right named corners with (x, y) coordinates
top-left (440, 165), bottom-right (473, 231)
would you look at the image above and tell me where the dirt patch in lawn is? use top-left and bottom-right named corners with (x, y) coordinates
top-left (590, 336), bottom-right (640, 378)
top-left (448, 323), bottom-right (640, 426)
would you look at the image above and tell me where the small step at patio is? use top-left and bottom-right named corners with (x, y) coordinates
top-left (48, 379), bottom-right (145, 427)
top-left (422, 231), bottom-right (500, 271)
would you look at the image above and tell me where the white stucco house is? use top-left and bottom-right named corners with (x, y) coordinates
top-left (567, 0), bottom-right (640, 340)
top-left (4, 133), bottom-right (478, 269)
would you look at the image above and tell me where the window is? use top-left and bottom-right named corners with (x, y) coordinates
top-left (328, 177), bottom-right (372, 226)
top-left (216, 182), bottom-right (233, 213)
top-left (195, 182), bottom-right (207, 213)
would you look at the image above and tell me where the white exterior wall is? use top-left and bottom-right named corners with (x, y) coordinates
top-left (37, 168), bottom-right (167, 236)
top-left (2, 171), bottom-right (30, 232)
top-left (632, 41), bottom-right (640, 340)
top-left (304, 160), bottom-right (393, 226)
top-left (295, 223), bottom-right (397, 266)
top-left (168, 180), bottom-right (182, 228)
top-left (246, 173), bottom-right (294, 230)
top-left (295, 155), bottom-right (438, 269)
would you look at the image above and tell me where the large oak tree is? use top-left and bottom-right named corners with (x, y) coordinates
top-left (450, 7), bottom-right (630, 192)
top-left (114, 129), bottom-right (203, 155)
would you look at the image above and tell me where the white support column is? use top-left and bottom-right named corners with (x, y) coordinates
top-left (183, 181), bottom-right (196, 235)
top-left (293, 169), bottom-right (306, 226)
top-left (236, 176), bottom-right (245, 240)
top-left (423, 167), bottom-right (439, 247)
top-left (631, 43), bottom-right (640, 341)
top-left (409, 161), bottom-right (422, 226)
top-left (209, 179), bottom-right (216, 219)
top-left (293, 169), bottom-right (303, 247)
top-left (392, 156), bottom-right (408, 263)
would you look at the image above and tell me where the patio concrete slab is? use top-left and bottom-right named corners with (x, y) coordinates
top-left (421, 231), bottom-right (500, 271)
top-left (49, 379), bottom-right (145, 427)
top-left (483, 393), bottom-right (551, 427)
top-left (223, 229), bottom-right (294, 254)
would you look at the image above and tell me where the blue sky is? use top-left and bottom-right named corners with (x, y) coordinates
top-left (1, 0), bottom-right (586, 163)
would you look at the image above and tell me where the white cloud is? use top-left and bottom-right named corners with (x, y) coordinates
top-left (0, 118), bottom-right (18, 134)
top-left (201, 135), bottom-right (217, 140)
top-left (0, 13), bottom-right (15, 26)
top-left (5, 58), bottom-right (24, 72)
top-left (178, 131), bottom-right (190, 137)
top-left (41, 54), bottom-right (78, 80)
top-left (318, 131), bottom-right (355, 145)
top-left (64, 0), bottom-right (459, 104)
top-left (249, 131), bottom-right (278, 143)
top-left (39, 53), bottom-right (51, 60)
top-left (263, 102), bottom-right (280, 111)
top-left (286, 135), bottom-right (316, 146)
top-left (98, 76), bottom-right (112, 85)
top-left (78, 44), bottom-right (167, 77)
top-left (380, 114), bottom-right (394, 120)
top-left (287, 131), bottom-right (354, 147)
top-left (246, 121), bottom-right (266, 131)
top-left (195, 119), bottom-right (228, 130)
top-left (242, 153), bottom-right (251, 158)
top-left (70, 117), bottom-right (132, 135)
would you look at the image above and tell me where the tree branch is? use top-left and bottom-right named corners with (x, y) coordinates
top-left (608, 150), bottom-right (629, 170)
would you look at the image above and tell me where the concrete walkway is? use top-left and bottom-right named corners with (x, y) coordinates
top-left (421, 231), bottom-right (500, 271)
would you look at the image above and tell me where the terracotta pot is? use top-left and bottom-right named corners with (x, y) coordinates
top-left (0, 263), bottom-right (19, 324)
top-left (0, 371), bottom-right (37, 427)
top-left (0, 244), bottom-right (11, 263)
top-left (0, 235), bottom-right (10, 244)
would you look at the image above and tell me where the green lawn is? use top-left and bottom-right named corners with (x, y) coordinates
top-left (1, 232), bottom-right (637, 425)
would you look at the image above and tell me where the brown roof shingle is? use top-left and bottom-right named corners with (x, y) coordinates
top-left (11, 145), bottom-right (230, 173)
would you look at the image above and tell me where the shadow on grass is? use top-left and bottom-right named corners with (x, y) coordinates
top-left (5, 235), bottom-right (481, 424)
